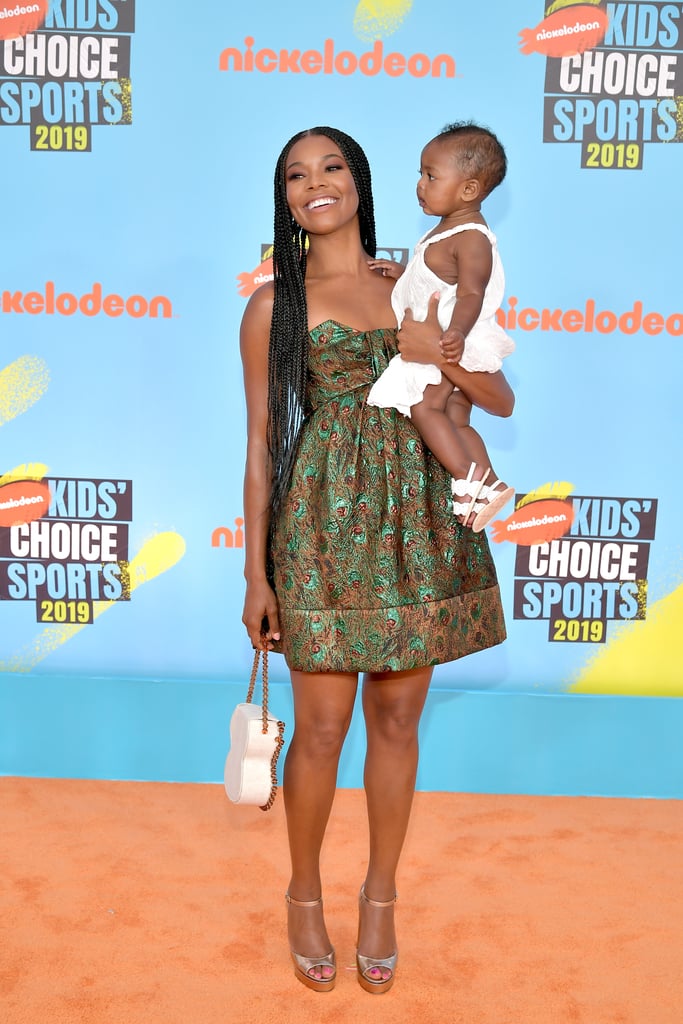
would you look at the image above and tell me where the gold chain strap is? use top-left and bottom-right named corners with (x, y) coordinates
top-left (245, 648), bottom-right (261, 705)
top-left (245, 649), bottom-right (285, 812)
top-left (261, 718), bottom-right (285, 812)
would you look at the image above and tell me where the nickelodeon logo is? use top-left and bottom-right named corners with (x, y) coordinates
top-left (497, 298), bottom-right (683, 337)
top-left (1, 282), bottom-right (173, 318)
top-left (0, 1), bottom-right (47, 42)
top-left (211, 519), bottom-right (244, 549)
top-left (219, 36), bottom-right (456, 78)
top-left (519, 5), bottom-right (608, 58)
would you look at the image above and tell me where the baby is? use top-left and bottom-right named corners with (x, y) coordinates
top-left (368, 121), bottom-right (515, 532)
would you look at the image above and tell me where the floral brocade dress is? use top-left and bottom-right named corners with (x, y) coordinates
top-left (270, 320), bottom-right (506, 673)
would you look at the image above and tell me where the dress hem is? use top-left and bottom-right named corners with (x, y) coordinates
top-left (274, 585), bottom-right (506, 674)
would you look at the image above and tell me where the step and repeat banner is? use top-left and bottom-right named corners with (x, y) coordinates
top-left (1, 0), bottom-right (681, 700)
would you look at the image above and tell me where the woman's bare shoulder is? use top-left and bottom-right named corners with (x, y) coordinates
top-left (242, 280), bottom-right (275, 326)
top-left (240, 281), bottom-right (274, 368)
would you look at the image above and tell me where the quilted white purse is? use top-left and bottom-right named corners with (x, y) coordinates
top-left (224, 649), bottom-right (285, 810)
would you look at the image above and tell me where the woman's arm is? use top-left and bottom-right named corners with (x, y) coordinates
top-left (447, 365), bottom-right (515, 418)
top-left (397, 293), bottom-right (515, 418)
top-left (240, 283), bottom-right (281, 649)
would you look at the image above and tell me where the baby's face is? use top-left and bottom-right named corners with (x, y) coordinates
top-left (416, 139), bottom-right (478, 218)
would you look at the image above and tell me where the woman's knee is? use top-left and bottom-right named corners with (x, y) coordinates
top-left (363, 671), bottom-right (430, 746)
top-left (289, 671), bottom-right (356, 762)
top-left (291, 712), bottom-right (351, 762)
top-left (365, 697), bottom-right (423, 747)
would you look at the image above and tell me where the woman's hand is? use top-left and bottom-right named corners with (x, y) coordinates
top-left (397, 292), bottom-right (444, 364)
top-left (242, 579), bottom-right (281, 651)
top-left (398, 293), bottom-right (515, 418)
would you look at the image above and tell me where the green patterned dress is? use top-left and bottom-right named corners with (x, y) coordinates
top-left (270, 320), bottom-right (506, 673)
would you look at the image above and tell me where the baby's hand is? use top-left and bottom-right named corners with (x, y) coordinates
top-left (440, 327), bottom-right (465, 365)
top-left (367, 258), bottom-right (405, 280)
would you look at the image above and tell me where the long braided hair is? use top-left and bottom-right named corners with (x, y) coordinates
top-left (268, 126), bottom-right (377, 515)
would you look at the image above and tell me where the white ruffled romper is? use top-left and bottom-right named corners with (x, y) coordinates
top-left (367, 223), bottom-right (515, 416)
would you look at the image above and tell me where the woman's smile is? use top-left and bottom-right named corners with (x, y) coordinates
top-left (304, 196), bottom-right (339, 211)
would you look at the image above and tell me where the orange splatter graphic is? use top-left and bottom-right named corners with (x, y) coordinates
top-left (0, 478), bottom-right (51, 528)
top-left (237, 257), bottom-right (273, 297)
top-left (519, 5), bottom-right (609, 58)
top-left (490, 498), bottom-right (575, 546)
top-left (0, 0), bottom-right (48, 41)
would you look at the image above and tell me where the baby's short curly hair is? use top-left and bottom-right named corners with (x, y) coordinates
top-left (436, 121), bottom-right (507, 198)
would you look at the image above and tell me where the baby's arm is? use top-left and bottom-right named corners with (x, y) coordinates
top-left (398, 294), bottom-right (514, 418)
top-left (441, 230), bottom-right (493, 362)
top-left (366, 257), bottom-right (405, 280)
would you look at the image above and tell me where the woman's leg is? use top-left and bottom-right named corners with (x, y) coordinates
top-left (359, 666), bottom-right (433, 978)
top-left (284, 670), bottom-right (358, 973)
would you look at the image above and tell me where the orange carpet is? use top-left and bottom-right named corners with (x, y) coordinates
top-left (2, 777), bottom-right (682, 1024)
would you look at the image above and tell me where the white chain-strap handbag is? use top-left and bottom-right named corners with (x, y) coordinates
top-left (224, 649), bottom-right (285, 810)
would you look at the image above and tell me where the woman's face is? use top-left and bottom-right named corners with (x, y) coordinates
top-left (284, 134), bottom-right (359, 235)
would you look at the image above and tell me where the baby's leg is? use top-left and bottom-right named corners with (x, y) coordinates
top-left (446, 389), bottom-right (513, 532)
top-left (409, 379), bottom-right (471, 479)
top-left (446, 390), bottom-right (498, 478)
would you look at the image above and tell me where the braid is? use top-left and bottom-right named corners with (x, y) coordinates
top-left (268, 140), bottom-right (309, 515)
top-left (268, 126), bottom-right (377, 514)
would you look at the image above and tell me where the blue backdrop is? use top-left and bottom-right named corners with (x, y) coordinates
top-left (1, 1), bottom-right (681, 793)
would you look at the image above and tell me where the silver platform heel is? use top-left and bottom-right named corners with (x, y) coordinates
top-left (285, 893), bottom-right (336, 992)
top-left (356, 886), bottom-right (398, 994)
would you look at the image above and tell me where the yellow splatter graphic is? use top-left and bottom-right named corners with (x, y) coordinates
top-left (569, 582), bottom-right (683, 696)
top-left (0, 356), bottom-right (49, 427)
top-left (516, 480), bottom-right (574, 510)
top-left (116, 77), bottom-right (133, 124)
top-left (0, 531), bottom-right (186, 672)
top-left (353, 0), bottom-right (413, 41)
top-left (671, 95), bottom-right (683, 142)
top-left (0, 463), bottom-right (49, 486)
top-left (546, 0), bottom-right (602, 13)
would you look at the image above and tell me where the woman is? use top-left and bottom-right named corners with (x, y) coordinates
top-left (240, 126), bottom-right (512, 994)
